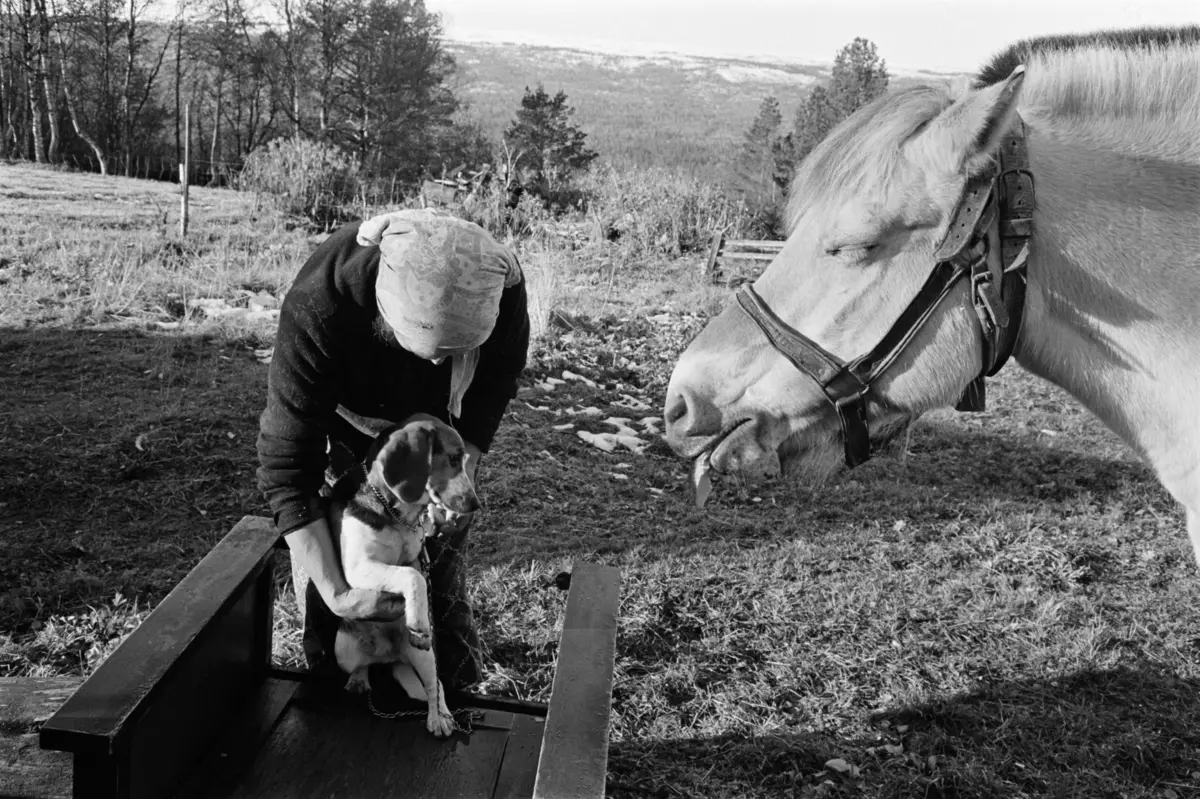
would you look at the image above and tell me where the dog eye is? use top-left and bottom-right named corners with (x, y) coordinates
top-left (448, 454), bottom-right (463, 468)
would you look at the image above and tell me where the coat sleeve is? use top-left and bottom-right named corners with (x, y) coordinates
top-left (453, 278), bottom-right (531, 454)
top-left (253, 236), bottom-right (355, 532)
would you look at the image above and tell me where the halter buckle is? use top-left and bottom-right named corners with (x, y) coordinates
top-left (971, 269), bottom-right (1009, 333)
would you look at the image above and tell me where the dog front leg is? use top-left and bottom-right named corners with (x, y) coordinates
top-left (343, 562), bottom-right (432, 649)
top-left (397, 643), bottom-right (453, 738)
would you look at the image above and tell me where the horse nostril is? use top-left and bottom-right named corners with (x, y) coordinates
top-left (665, 386), bottom-right (723, 440)
top-left (665, 391), bottom-right (690, 426)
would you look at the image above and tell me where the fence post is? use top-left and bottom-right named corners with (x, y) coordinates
top-left (702, 231), bottom-right (725, 283)
top-left (179, 102), bottom-right (190, 238)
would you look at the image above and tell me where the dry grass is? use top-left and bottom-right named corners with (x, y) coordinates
top-left (3, 164), bottom-right (1199, 798)
top-left (0, 163), bottom-right (316, 327)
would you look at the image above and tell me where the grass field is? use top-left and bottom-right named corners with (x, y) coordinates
top-left (2, 162), bottom-right (1198, 798)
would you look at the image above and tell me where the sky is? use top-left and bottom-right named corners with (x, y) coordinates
top-left (423, 0), bottom-right (1198, 73)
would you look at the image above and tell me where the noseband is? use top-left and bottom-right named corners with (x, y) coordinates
top-left (735, 120), bottom-right (1035, 468)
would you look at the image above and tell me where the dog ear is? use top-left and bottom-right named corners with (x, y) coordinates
top-left (374, 426), bottom-right (433, 504)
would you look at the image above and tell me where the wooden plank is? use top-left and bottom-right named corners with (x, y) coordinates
top-left (0, 732), bottom-right (71, 799)
top-left (222, 683), bottom-right (514, 798)
top-left (264, 673), bottom-right (550, 720)
top-left (446, 691), bottom-right (548, 720)
top-left (721, 251), bottom-right (777, 261)
top-left (0, 679), bottom-right (82, 733)
top-left (532, 563), bottom-right (621, 799)
top-left (724, 239), bottom-right (784, 250)
top-left (0, 677), bottom-right (82, 799)
top-left (40, 516), bottom-right (279, 799)
top-left (492, 714), bottom-right (545, 799)
top-left (172, 678), bottom-right (299, 799)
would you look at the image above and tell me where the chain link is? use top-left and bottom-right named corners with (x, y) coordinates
top-left (364, 681), bottom-right (480, 735)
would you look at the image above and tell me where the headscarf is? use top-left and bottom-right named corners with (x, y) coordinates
top-left (357, 209), bottom-right (523, 418)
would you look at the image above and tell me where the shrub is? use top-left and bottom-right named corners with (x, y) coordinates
top-left (455, 179), bottom-right (558, 242)
top-left (581, 164), bottom-right (756, 259)
top-left (238, 138), bottom-right (362, 227)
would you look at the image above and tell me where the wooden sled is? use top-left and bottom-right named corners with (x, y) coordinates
top-left (38, 517), bottom-right (621, 799)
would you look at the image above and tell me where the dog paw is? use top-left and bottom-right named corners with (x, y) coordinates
top-left (344, 673), bottom-right (370, 694)
top-left (427, 710), bottom-right (455, 738)
top-left (407, 625), bottom-right (432, 650)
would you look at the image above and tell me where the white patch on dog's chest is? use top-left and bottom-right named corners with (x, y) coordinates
top-left (367, 521), bottom-right (424, 567)
top-left (337, 513), bottom-right (425, 572)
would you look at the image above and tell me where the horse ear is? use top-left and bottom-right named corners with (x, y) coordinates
top-left (372, 426), bottom-right (433, 504)
top-left (912, 65), bottom-right (1025, 176)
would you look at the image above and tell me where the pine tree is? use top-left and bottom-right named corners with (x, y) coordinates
top-left (735, 95), bottom-right (782, 199)
top-left (828, 37), bottom-right (889, 117)
top-left (775, 38), bottom-right (890, 186)
top-left (788, 85), bottom-right (842, 171)
top-left (503, 84), bottom-right (597, 196)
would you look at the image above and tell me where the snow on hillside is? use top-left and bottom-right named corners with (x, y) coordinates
top-left (446, 39), bottom-right (963, 86)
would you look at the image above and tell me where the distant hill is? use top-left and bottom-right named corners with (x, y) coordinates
top-left (445, 40), bottom-right (964, 177)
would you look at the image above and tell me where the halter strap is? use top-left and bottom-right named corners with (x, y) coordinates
top-left (733, 117), bottom-right (1034, 468)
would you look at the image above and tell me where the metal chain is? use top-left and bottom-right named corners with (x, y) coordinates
top-left (365, 681), bottom-right (480, 735)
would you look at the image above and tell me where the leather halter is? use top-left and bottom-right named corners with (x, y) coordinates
top-left (735, 119), bottom-right (1035, 468)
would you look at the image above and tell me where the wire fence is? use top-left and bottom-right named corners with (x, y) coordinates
top-left (57, 151), bottom-right (246, 186)
top-left (52, 151), bottom-right (430, 209)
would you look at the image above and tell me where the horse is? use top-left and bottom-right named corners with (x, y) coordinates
top-left (664, 27), bottom-right (1200, 562)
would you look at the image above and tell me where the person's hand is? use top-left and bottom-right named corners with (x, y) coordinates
top-left (328, 587), bottom-right (406, 622)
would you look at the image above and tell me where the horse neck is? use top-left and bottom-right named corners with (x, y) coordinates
top-left (1013, 117), bottom-right (1200, 458)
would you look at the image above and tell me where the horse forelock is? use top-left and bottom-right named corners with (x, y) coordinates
top-left (785, 86), bottom-right (953, 235)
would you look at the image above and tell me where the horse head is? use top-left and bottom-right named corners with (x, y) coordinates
top-left (665, 68), bottom-right (1027, 481)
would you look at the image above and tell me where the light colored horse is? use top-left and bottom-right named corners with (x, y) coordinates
top-left (665, 30), bottom-right (1200, 561)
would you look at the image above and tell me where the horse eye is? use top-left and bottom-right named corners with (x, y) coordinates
top-left (826, 244), bottom-right (878, 259)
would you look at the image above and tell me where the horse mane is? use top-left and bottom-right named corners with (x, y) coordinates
top-left (786, 25), bottom-right (1200, 235)
top-left (974, 25), bottom-right (1200, 87)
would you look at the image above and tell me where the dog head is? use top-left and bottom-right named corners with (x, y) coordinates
top-left (364, 414), bottom-right (480, 516)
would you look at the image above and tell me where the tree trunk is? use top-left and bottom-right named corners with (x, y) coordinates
top-left (56, 43), bottom-right (106, 173)
top-left (100, 0), bottom-right (112, 157)
top-left (21, 0), bottom-right (46, 162)
top-left (40, 56), bottom-right (58, 162)
top-left (174, 9), bottom-right (183, 162)
top-left (282, 0), bottom-right (300, 137)
top-left (209, 75), bottom-right (222, 185)
top-left (121, 0), bottom-right (136, 176)
top-left (33, 0), bottom-right (57, 162)
top-left (0, 33), bottom-right (10, 159)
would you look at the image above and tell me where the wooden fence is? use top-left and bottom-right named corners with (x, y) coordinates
top-left (701, 232), bottom-right (785, 286)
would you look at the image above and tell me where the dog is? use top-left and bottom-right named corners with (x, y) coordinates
top-left (328, 414), bottom-right (480, 738)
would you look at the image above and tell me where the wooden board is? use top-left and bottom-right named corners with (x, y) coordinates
top-left (491, 715), bottom-right (545, 799)
top-left (217, 683), bottom-right (516, 799)
top-left (174, 679), bottom-right (300, 799)
top-left (0, 733), bottom-right (71, 799)
top-left (532, 564), bottom-right (621, 799)
top-left (0, 679), bottom-right (82, 732)
top-left (720, 251), bottom-right (777, 261)
top-left (0, 678), bottom-right (80, 799)
top-left (40, 516), bottom-right (279, 799)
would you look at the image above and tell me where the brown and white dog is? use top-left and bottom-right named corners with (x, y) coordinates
top-left (329, 414), bottom-right (479, 737)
